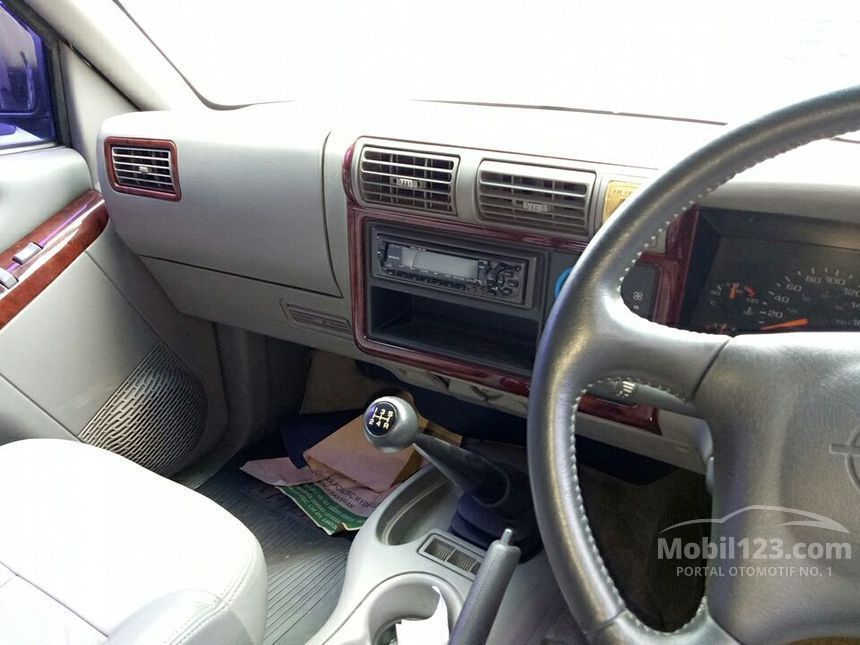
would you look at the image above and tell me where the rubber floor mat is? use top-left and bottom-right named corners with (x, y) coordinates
top-left (198, 467), bottom-right (352, 644)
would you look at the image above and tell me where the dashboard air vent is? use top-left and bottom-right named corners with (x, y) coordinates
top-left (477, 161), bottom-right (595, 236)
top-left (105, 138), bottom-right (180, 201)
top-left (359, 146), bottom-right (458, 215)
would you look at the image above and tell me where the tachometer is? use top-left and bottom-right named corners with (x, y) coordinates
top-left (761, 267), bottom-right (860, 331)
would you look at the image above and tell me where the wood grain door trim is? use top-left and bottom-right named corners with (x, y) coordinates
top-left (0, 190), bottom-right (108, 330)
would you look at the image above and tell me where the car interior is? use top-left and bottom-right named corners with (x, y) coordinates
top-left (1, 1), bottom-right (859, 644)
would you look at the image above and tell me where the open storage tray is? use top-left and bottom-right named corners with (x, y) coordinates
top-left (368, 286), bottom-right (539, 374)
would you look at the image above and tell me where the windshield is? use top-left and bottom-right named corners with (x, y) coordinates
top-left (120, 0), bottom-right (860, 124)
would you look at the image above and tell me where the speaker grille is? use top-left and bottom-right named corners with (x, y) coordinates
top-left (79, 343), bottom-right (207, 476)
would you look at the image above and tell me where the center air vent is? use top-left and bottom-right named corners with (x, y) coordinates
top-left (358, 146), bottom-right (458, 215)
top-left (477, 161), bottom-right (595, 237)
top-left (106, 138), bottom-right (180, 201)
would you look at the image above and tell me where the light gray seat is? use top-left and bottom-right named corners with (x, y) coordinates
top-left (0, 439), bottom-right (267, 645)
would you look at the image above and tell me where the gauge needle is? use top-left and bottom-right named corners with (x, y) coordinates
top-left (760, 318), bottom-right (809, 331)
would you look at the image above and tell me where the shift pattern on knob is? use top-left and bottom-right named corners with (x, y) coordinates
top-left (365, 401), bottom-right (397, 436)
top-left (363, 396), bottom-right (421, 453)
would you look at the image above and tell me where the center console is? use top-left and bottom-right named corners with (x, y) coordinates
top-left (367, 223), bottom-right (545, 375)
top-left (352, 209), bottom-right (674, 370)
top-left (319, 140), bottom-right (703, 642)
top-left (348, 203), bottom-right (696, 434)
top-left (342, 141), bottom-right (701, 439)
top-left (307, 395), bottom-right (559, 645)
top-left (307, 462), bottom-right (560, 645)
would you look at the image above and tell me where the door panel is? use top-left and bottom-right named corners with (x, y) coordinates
top-left (0, 1), bottom-right (226, 475)
top-left (0, 147), bottom-right (90, 249)
top-left (83, 224), bottom-right (230, 464)
top-left (0, 373), bottom-right (76, 443)
top-left (0, 150), bottom-right (228, 475)
top-left (0, 253), bottom-right (159, 430)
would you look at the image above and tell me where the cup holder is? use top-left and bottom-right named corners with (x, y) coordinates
top-left (364, 574), bottom-right (462, 645)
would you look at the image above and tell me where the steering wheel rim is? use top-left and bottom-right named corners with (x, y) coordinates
top-left (529, 86), bottom-right (860, 644)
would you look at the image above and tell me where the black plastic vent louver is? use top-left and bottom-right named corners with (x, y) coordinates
top-left (359, 146), bottom-right (458, 215)
top-left (477, 161), bottom-right (595, 236)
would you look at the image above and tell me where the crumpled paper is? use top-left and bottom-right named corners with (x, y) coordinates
top-left (242, 403), bottom-right (459, 534)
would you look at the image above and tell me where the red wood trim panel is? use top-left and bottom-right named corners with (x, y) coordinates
top-left (0, 190), bottom-right (108, 330)
top-left (344, 143), bottom-right (702, 433)
top-left (347, 204), bottom-right (699, 433)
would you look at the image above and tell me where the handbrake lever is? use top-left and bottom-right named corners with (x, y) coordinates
top-left (449, 528), bottom-right (521, 645)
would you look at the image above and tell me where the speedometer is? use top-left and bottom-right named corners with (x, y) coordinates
top-left (760, 267), bottom-right (860, 331)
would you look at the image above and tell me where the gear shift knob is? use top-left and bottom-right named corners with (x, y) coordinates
top-left (363, 396), bottom-right (421, 453)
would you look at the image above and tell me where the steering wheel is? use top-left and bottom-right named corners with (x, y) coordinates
top-left (529, 86), bottom-right (860, 644)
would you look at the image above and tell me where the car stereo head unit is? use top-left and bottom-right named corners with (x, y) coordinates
top-left (371, 228), bottom-right (536, 307)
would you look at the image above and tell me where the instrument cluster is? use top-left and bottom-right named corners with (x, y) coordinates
top-left (684, 211), bottom-right (860, 335)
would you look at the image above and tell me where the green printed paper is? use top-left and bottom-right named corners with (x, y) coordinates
top-left (278, 482), bottom-right (367, 535)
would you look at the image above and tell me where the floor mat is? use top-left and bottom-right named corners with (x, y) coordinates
top-left (198, 466), bottom-right (352, 645)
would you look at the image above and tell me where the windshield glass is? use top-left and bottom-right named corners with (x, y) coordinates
top-left (120, 0), bottom-right (860, 124)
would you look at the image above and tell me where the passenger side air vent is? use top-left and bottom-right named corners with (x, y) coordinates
top-left (105, 138), bottom-right (180, 201)
top-left (358, 146), bottom-right (458, 215)
top-left (477, 161), bottom-right (595, 236)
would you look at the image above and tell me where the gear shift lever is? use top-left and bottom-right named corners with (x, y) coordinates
top-left (364, 396), bottom-right (508, 503)
top-left (364, 396), bottom-right (541, 558)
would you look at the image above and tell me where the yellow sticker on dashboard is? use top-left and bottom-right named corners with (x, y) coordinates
top-left (602, 180), bottom-right (641, 223)
top-left (602, 179), bottom-right (666, 253)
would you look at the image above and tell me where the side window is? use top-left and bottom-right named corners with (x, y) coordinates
top-left (0, 1), bottom-right (55, 150)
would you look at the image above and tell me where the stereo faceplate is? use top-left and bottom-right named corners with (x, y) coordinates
top-left (371, 228), bottom-right (536, 308)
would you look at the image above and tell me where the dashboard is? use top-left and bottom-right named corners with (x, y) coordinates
top-left (683, 210), bottom-right (860, 335)
top-left (94, 100), bottom-right (860, 470)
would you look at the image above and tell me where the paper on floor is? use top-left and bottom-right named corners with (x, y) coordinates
top-left (305, 414), bottom-right (420, 492)
top-left (242, 397), bottom-right (459, 534)
top-left (240, 456), bottom-right (323, 487)
top-left (395, 586), bottom-right (449, 645)
top-left (242, 454), bottom-right (398, 533)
